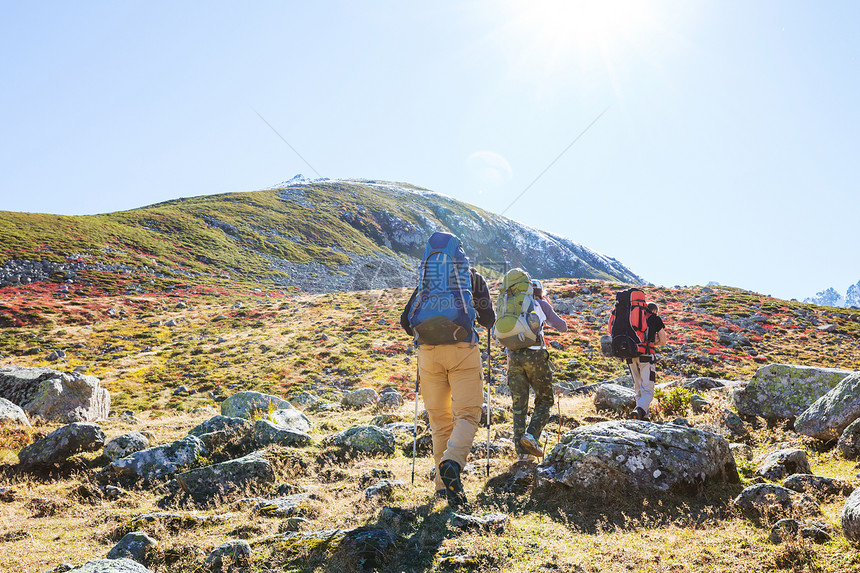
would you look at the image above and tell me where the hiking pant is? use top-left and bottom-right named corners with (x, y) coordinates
top-left (629, 356), bottom-right (656, 412)
top-left (417, 342), bottom-right (483, 490)
top-left (508, 348), bottom-right (554, 456)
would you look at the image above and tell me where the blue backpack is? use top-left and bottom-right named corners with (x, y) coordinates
top-left (408, 232), bottom-right (477, 345)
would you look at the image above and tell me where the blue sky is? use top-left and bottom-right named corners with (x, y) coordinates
top-left (2, 1), bottom-right (858, 301)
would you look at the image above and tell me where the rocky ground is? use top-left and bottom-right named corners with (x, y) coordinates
top-left (1, 278), bottom-right (860, 572)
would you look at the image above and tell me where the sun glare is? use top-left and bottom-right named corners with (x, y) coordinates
top-left (500, 0), bottom-right (659, 72)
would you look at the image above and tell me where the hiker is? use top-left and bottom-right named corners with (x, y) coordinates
top-left (400, 232), bottom-right (495, 509)
top-left (507, 278), bottom-right (568, 462)
top-left (628, 302), bottom-right (667, 421)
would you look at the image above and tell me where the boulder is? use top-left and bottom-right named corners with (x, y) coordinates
top-left (250, 494), bottom-right (313, 518)
top-left (104, 436), bottom-right (206, 483)
top-left (253, 419), bottom-right (312, 448)
top-left (842, 487), bottom-right (860, 542)
top-left (128, 512), bottom-right (232, 532)
top-left (0, 397), bottom-right (30, 426)
top-left (450, 512), bottom-right (509, 533)
top-left (220, 391), bottom-right (293, 419)
top-left (205, 540), bottom-right (251, 571)
top-left (838, 418), bottom-right (860, 459)
top-left (342, 388), bottom-right (380, 409)
top-left (106, 531), bottom-right (158, 563)
top-left (754, 449), bottom-right (811, 481)
top-left (176, 452), bottom-right (276, 505)
top-left (18, 422), bottom-right (105, 467)
top-left (336, 527), bottom-right (402, 570)
top-left (782, 474), bottom-right (853, 499)
top-left (377, 391), bottom-right (404, 411)
top-left (538, 421), bottom-right (738, 494)
top-left (733, 483), bottom-right (821, 522)
top-left (795, 372), bottom-right (860, 440)
top-left (103, 432), bottom-right (150, 462)
top-left (68, 559), bottom-right (153, 572)
top-left (269, 408), bottom-right (312, 433)
top-left (593, 384), bottom-right (635, 414)
top-left (717, 408), bottom-right (749, 438)
top-left (730, 364), bottom-right (853, 419)
top-left (325, 425), bottom-right (396, 456)
top-left (289, 391), bottom-right (318, 409)
top-left (363, 479), bottom-right (405, 500)
top-left (768, 518), bottom-right (831, 544)
top-left (187, 415), bottom-right (253, 438)
top-left (0, 366), bottom-right (110, 423)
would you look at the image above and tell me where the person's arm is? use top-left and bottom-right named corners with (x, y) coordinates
top-left (538, 299), bottom-right (568, 332)
top-left (654, 327), bottom-right (667, 347)
top-left (400, 287), bottom-right (418, 336)
top-left (470, 269), bottom-right (496, 329)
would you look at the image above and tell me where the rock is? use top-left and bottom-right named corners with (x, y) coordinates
top-left (187, 415), bottom-right (252, 439)
top-left (204, 540), bottom-right (251, 571)
top-left (128, 512), bottom-right (232, 532)
top-left (376, 391), bottom-right (403, 411)
top-left (289, 391), bottom-right (318, 408)
top-left (359, 469), bottom-right (395, 488)
top-left (337, 527), bottom-right (402, 570)
top-left (103, 432), bottom-right (150, 462)
top-left (383, 422), bottom-right (416, 434)
top-left (364, 479), bottom-right (405, 500)
top-left (176, 452), bottom-right (276, 505)
top-left (538, 421), bottom-right (738, 494)
top-left (733, 483), bottom-right (821, 522)
top-left (0, 397), bottom-right (30, 426)
top-left (253, 419), bottom-right (312, 448)
top-left (842, 487), bottom-right (860, 542)
top-left (0, 366), bottom-right (110, 423)
top-left (838, 418), bottom-right (860, 459)
top-left (593, 384), bottom-right (635, 413)
top-left (278, 517), bottom-right (312, 532)
top-left (220, 391), bottom-right (293, 419)
top-left (755, 449), bottom-right (811, 481)
top-left (689, 394), bottom-right (711, 413)
top-left (782, 474), bottom-right (853, 499)
top-left (768, 518), bottom-right (831, 544)
top-left (19, 422), bottom-right (105, 467)
top-left (379, 507), bottom-right (418, 527)
top-left (470, 439), bottom-right (514, 458)
top-left (341, 388), bottom-right (379, 409)
top-left (268, 408), bottom-right (312, 433)
top-left (795, 372), bottom-right (860, 440)
top-left (104, 436), bottom-right (207, 483)
top-left (325, 425), bottom-right (396, 456)
top-left (106, 531), bottom-right (158, 563)
top-left (718, 408), bottom-right (749, 438)
top-left (682, 377), bottom-right (726, 391)
top-left (730, 364), bottom-right (853, 419)
top-left (68, 559), bottom-right (153, 572)
top-left (450, 512), bottom-right (509, 533)
top-left (250, 494), bottom-right (313, 518)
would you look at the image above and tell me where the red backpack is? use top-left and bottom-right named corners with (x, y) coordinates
top-left (607, 288), bottom-right (652, 358)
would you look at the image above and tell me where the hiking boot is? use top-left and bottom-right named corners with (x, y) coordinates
top-left (439, 460), bottom-right (468, 509)
top-left (519, 433), bottom-right (545, 458)
top-left (518, 453), bottom-right (537, 463)
top-left (630, 407), bottom-right (650, 422)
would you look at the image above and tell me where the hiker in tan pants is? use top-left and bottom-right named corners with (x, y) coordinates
top-left (417, 341), bottom-right (485, 491)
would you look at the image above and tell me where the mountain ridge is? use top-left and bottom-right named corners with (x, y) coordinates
top-left (0, 177), bottom-right (645, 293)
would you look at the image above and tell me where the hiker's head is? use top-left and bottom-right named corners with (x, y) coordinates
top-left (531, 279), bottom-right (543, 299)
top-left (647, 303), bottom-right (658, 314)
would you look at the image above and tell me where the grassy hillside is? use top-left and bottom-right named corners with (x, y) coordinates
top-left (1, 279), bottom-right (859, 572)
top-left (0, 179), bottom-right (644, 294)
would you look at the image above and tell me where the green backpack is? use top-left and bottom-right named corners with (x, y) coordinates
top-left (493, 268), bottom-right (543, 350)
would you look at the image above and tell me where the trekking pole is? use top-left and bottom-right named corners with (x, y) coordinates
top-left (485, 330), bottom-right (491, 477)
top-left (411, 350), bottom-right (420, 485)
